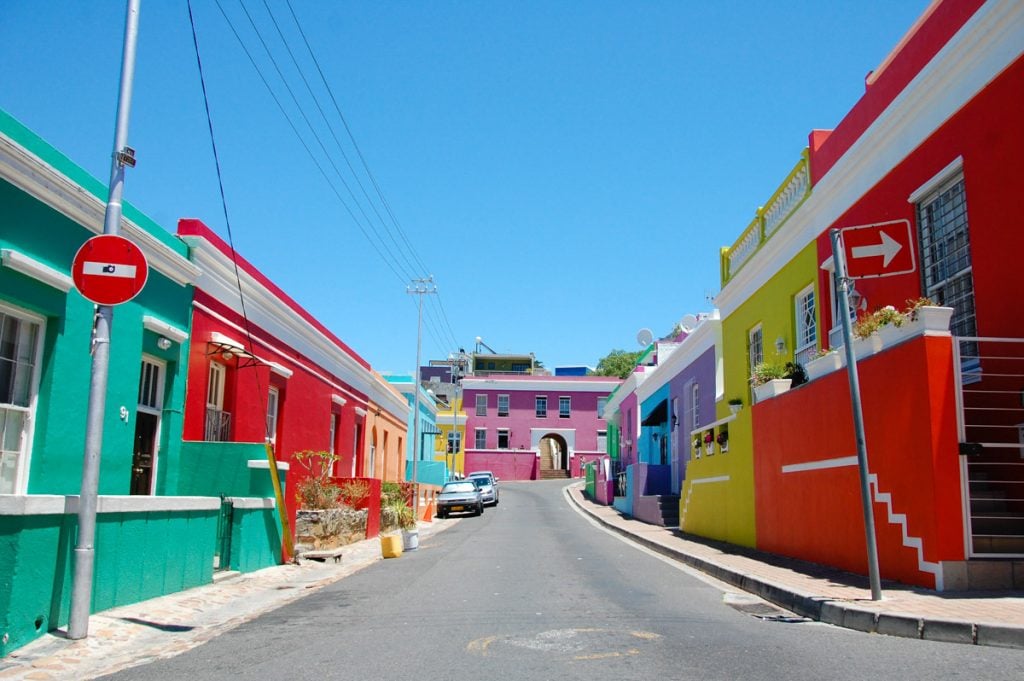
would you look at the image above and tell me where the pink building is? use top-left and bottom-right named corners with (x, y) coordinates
top-left (462, 375), bottom-right (621, 481)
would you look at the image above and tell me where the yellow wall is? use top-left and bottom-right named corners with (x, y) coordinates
top-left (681, 241), bottom-right (820, 548)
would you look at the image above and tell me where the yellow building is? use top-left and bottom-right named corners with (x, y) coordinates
top-left (434, 395), bottom-right (466, 477)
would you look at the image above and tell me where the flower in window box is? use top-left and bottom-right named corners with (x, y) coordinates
top-left (716, 429), bottom-right (729, 453)
top-left (703, 430), bottom-right (715, 456)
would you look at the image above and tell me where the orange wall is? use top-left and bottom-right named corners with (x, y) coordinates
top-left (754, 335), bottom-right (964, 588)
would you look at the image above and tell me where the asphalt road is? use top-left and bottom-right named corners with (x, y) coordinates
top-left (102, 480), bottom-right (1024, 680)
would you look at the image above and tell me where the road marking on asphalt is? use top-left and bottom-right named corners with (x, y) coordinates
top-left (467, 628), bottom-right (660, 660)
top-left (574, 649), bottom-right (640, 660)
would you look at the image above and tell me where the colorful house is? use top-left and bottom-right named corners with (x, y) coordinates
top-left (462, 375), bottom-right (619, 480)
top-left (708, 0), bottom-right (1024, 589)
top-left (383, 373), bottom-right (447, 486)
top-left (177, 219), bottom-right (410, 554)
top-left (0, 110), bottom-right (214, 656)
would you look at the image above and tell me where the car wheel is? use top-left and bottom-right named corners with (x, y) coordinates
top-left (475, 504), bottom-right (483, 516)
top-left (438, 510), bottom-right (447, 519)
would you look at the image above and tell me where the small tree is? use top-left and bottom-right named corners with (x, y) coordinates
top-left (293, 450), bottom-right (342, 509)
top-left (594, 349), bottom-right (643, 379)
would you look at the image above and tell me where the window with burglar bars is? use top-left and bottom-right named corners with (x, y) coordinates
top-left (748, 325), bottom-right (763, 374)
top-left (916, 173), bottom-right (978, 368)
top-left (795, 286), bottom-right (817, 365)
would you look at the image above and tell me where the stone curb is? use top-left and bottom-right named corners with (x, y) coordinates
top-left (564, 484), bottom-right (1024, 649)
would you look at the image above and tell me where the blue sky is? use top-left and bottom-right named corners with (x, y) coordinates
top-left (1, 1), bottom-right (929, 374)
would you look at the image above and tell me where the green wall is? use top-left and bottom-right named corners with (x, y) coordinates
top-left (0, 497), bottom-right (217, 658)
top-left (177, 441), bottom-right (285, 498)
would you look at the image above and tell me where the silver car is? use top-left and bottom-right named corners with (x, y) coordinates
top-left (468, 471), bottom-right (499, 507)
top-left (436, 481), bottom-right (483, 518)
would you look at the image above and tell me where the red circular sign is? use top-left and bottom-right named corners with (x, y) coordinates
top-left (72, 235), bottom-right (149, 305)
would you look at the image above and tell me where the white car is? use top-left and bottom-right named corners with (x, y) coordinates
top-left (467, 471), bottom-right (499, 506)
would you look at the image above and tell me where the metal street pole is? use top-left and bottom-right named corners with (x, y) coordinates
top-left (407, 277), bottom-right (436, 514)
top-left (69, 0), bottom-right (141, 640)
top-left (830, 228), bottom-right (883, 601)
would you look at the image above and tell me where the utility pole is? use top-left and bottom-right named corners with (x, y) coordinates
top-left (69, 0), bottom-right (141, 640)
top-left (407, 276), bottom-right (436, 514)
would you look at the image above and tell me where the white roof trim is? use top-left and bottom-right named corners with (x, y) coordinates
top-left (462, 378), bottom-right (620, 393)
top-left (142, 315), bottom-right (189, 344)
top-left (715, 0), bottom-right (1024, 317)
top-left (247, 459), bottom-right (290, 471)
top-left (331, 394), bottom-right (347, 406)
top-left (1, 248), bottom-right (74, 292)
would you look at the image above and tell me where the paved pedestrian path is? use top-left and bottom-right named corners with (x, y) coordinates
top-left (565, 484), bottom-right (1024, 649)
top-left (0, 520), bottom-right (456, 681)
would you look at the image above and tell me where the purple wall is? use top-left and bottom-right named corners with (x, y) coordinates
top-left (618, 393), bottom-right (639, 467)
top-left (666, 345), bottom-right (717, 490)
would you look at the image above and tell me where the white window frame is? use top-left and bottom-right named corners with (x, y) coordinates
top-left (475, 393), bottom-right (487, 417)
top-left (497, 393), bottom-right (510, 417)
top-left (475, 428), bottom-right (487, 450)
top-left (597, 397), bottom-right (607, 419)
top-left (207, 362), bottom-right (226, 411)
top-left (748, 324), bottom-right (764, 373)
top-left (559, 396), bottom-right (571, 419)
top-left (266, 386), bottom-right (280, 445)
top-left (497, 428), bottom-right (510, 449)
top-left (597, 430), bottom-right (607, 453)
top-left (447, 430), bottom-right (461, 454)
top-left (135, 354), bottom-right (166, 495)
top-left (794, 284), bottom-right (817, 365)
top-left (690, 381), bottom-right (700, 430)
top-left (536, 395), bottom-right (548, 418)
top-left (0, 302), bottom-right (45, 495)
top-left (329, 412), bottom-right (339, 454)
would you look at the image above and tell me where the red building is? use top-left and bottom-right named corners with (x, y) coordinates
top-left (748, 0), bottom-right (1023, 589)
top-left (177, 219), bottom-right (409, 548)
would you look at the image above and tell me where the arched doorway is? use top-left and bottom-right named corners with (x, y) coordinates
top-left (538, 433), bottom-right (569, 477)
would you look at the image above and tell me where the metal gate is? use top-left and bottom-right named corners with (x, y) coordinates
top-left (955, 336), bottom-right (1024, 556)
top-left (214, 496), bottom-right (234, 570)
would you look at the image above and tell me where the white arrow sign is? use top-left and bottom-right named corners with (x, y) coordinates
top-left (851, 230), bottom-right (902, 267)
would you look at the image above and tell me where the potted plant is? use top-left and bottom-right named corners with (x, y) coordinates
top-left (728, 397), bottom-right (743, 415)
top-left (750, 361), bottom-right (791, 403)
top-left (703, 429), bottom-right (715, 456)
top-left (716, 428), bottom-right (729, 453)
top-left (805, 347), bottom-right (843, 381)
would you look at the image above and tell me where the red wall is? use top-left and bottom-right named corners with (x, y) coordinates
top-left (816, 53), bottom-right (1024, 338)
top-left (184, 293), bottom-right (368, 540)
top-left (754, 335), bottom-right (963, 588)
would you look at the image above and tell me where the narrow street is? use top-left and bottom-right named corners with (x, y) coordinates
top-left (101, 481), bottom-right (1024, 680)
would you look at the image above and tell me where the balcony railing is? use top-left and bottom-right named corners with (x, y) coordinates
top-left (205, 407), bottom-right (232, 442)
top-left (721, 150), bottom-right (811, 285)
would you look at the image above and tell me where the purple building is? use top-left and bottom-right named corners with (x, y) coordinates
top-left (462, 375), bottom-right (621, 481)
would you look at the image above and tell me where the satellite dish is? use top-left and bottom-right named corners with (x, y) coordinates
top-left (678, 314), bottom-right (699, 333)
top-left (636, 328), bottom-right (654, 347)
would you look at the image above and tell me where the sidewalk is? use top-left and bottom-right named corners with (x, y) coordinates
top-left (0, 519), bottom-right (456, 681)
top-left (566, 484), bottom-right (1024, 649)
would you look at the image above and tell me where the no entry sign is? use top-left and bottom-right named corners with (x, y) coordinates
top-left (839, 220), bottom-right (916, 280)
top-left (72, 235), bottom-right (149, 305)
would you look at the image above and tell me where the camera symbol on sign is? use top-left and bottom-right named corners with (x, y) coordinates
top-left (102, 264), bottom-right (117, 273)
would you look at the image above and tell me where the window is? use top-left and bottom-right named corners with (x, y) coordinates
top-left (597, 397), bottom-right (607, 419)
top-left (498, 394), bottom-right (509, 417)
top-left (794, 285), bottom-right (817, 365)
top-left (511, 363), bottom-right (529, 374)
top-left (475, 394), bottom-right (487, 416)
top-left (497, 429), bottom-right (510, 449)
top-left (748, 325), bottom-right (764, 373)
top-left (205, 362), bottom-right (229, 441)
top-left (690, 382), bottom-right (700, 430)
top-left (597, 430), bottom-right (607, 453)
top-left (447, 430), bottom-right (461, 454)
top-left (559, 396), bottom-right (571, 418)
top-left (329, 412), bottom-right (339, 454)
top-left (0, 308), bottom-right (41, 494)
top-left (475, 428), bottom-right (487, 449)
top-left (916, 172), bottom-right (977, 368)
top-left (536, 395), bottom-right (548, 418)
top-left (266, 387), bottom-right (280, 444)
top-left (672, 397), bottom-right (679, 432)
